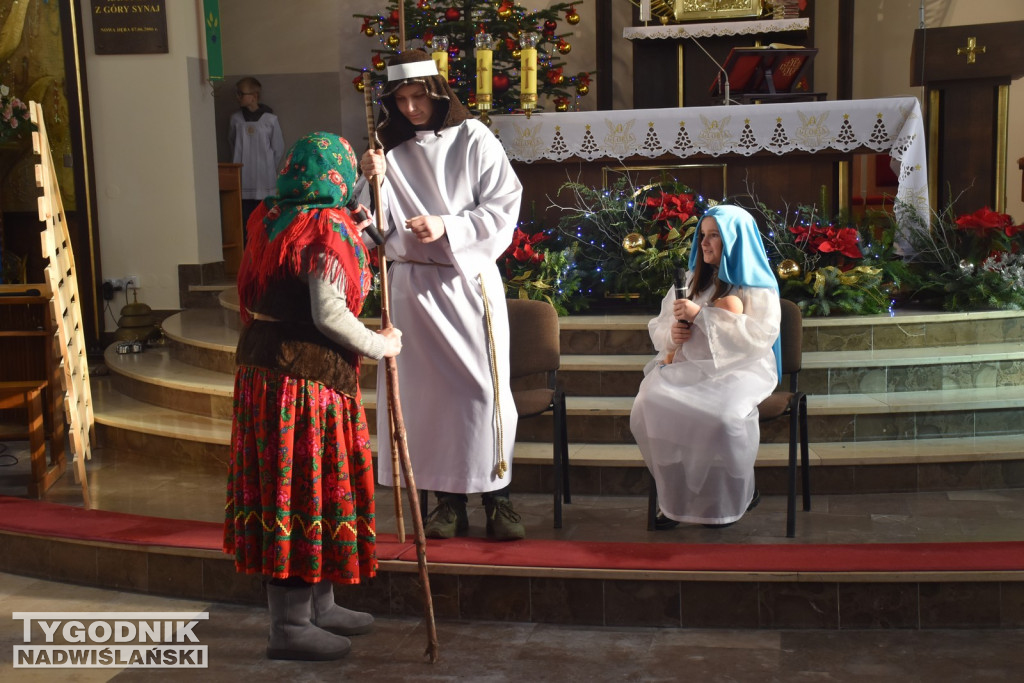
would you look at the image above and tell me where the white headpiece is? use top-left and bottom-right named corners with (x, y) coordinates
top-left (387, 60), bottom-right (439, 81)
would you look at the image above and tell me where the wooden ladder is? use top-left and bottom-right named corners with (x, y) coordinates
top-left (31, 100), bottom-right (93, 508)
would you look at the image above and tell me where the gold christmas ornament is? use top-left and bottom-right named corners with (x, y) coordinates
top-left (576, 83), bottom-right (588, 95)
top-left (387, 34), bottom-right (399, 47)
top-left (354, 80), bottom-right (365, 93)
top-left (512, 48), bottom-right (521, 59)
top-left (777, 259), bottom-right (801, 279)
top-left (498, 7), bottom-right (512, 20)
top-left (567, 11), bottom-right (580, 25)
top-left (558, 41), bottom-right (572, 55)
top-left (623, 232), bottom-right (645, 253)
top-left (555, 100), bottom-right (568, 112)
top-left (364, 26), bottom-right (376, 37)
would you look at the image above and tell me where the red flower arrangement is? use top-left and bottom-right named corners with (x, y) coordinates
top-left (646, 192), bottom-right (696, 224)
top-left (789, 223), bottom-right (863, 262)
top-left (955, 207), bottom-right (1024, 238)
top-left (500, 227), bottom-right (547, 276)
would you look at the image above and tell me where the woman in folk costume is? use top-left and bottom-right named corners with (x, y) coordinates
top-left (630, 204), bottom-right (781, 529)
top-left (358, 50), bottom-right (525, 540)
top-left (224, 132), bottom-right (402, 661)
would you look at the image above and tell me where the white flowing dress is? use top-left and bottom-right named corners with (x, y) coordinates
top-left (364, 119), bottom-right (522, 494)
top-left (630, 281), bottom-right (781, 525)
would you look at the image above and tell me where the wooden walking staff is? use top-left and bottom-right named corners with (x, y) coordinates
top-left (362, 71), bottom-right (440, 664)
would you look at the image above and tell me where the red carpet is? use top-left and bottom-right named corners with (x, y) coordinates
top-left (2, 496), bottom-right (1022, 573)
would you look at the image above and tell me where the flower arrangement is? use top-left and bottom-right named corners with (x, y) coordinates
top-left (549, 174), bottom-right (708, 307)
top-left (0, 84), bottom-right (31, 144)
top-left (497, 221), bottom-right (583, 315)
top-left (745, 199), bottom-right (908, 316)
top-left (900, 203), bottom-right (1024, 311)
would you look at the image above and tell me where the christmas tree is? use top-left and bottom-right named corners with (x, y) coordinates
top-left (350, 1), bottom-right (595, 114)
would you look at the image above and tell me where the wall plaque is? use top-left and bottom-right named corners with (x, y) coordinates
top-left (91, 0), bottom-right (168, 54)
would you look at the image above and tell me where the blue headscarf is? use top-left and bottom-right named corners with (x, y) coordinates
top-left (688, 204), bottom-right (782, 379)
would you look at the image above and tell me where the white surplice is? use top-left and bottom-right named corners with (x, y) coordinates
top-left (630, 282), bottom-right (781, 525)
top-left (366, 119), bottom-right (522, 494)
top-left (228, 109), bottom-right (284, 201)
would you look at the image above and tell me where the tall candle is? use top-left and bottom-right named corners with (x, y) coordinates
top-left (475, 34), bottom-right (493, 111)
top-left (431, 36), bottom-right (449, 81)
top-left (432, 51), bottom-right (449, 80)
top-left (520, 32), bottom-right (539, 111)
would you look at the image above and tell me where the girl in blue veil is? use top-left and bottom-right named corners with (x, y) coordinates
top-left (630, 204), bottom-right (781, 529)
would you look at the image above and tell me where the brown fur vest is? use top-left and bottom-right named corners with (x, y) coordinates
top-left (235, 278), bottom-right (360, 397)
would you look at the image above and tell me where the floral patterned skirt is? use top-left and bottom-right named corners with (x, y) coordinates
top-left (223, 365), bottom-right (376, 584)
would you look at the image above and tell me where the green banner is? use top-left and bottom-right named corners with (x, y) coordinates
top-left (203, 0), bottom-right (223, 81)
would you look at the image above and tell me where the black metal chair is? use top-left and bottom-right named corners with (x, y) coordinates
top-left (506, 298), bottom-right (571, 528)
top-left (758, 298), bottom-right (811, 537)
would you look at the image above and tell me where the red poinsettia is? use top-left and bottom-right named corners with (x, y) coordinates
top-left (955, 207), bottom-right (1024, 237)
top-left (502, 228), bottom-right (548, 269)
top-left (815, 226), bottom-right (863, 260)
top-left (646, 192), bottom-right (696, 224)
top-left (789, 223), bottom-right (862, 261)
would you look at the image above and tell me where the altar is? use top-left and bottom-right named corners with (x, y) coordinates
top-left (490, 96), bottom-right (928, 237)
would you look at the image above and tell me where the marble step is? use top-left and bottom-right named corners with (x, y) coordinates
top-left (103, 343), bottom-right (1024, 445)
top-left (91, 379), bottom-right (1024, 496)
top-left (216, 286), bottom-right (1024, 352)
top-left (162, 309), bottom-right (1024, 397)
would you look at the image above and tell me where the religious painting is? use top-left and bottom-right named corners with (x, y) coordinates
top-left (0, 0), bottom-right (75, 214)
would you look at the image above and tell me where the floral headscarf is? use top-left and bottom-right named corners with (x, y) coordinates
top-left (236, 132), bottom-right (371, 324)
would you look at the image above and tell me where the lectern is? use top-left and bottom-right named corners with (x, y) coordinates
top-left (710, 46), bottom-right (823, 104)
top-left (911, 21), bottom-right (1024, 213)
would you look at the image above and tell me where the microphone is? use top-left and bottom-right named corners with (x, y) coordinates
top-left (347, 198), bottom-right (384, 246)
top-left (689, 35), bottom-right (731, 106)
top-left (675, 267), bottom-right (691, 328)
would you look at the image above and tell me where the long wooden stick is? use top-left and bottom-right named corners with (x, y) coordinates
top-left (362, 71), bottom-right (439, 664)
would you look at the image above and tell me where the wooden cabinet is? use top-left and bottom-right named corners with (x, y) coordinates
top-left (218, 163), bottom-right (244, 276)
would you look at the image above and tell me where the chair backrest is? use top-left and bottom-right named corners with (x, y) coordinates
top-left (505, 298), bottom-right (560, 380)
top-left (778, 298), bottom-right (803, 378)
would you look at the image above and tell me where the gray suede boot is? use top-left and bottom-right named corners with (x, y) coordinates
top-left (310, 580), bottom-right (374, 636)
top-left (266, 582), bottom-right (351, 661)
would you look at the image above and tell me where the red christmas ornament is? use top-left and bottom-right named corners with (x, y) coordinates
top-left (544, 19), bottom-right (557, 31)
top-left (445, 7), bottom-right (460, 21)
top-left (448, 45), bottom-right (460, 59)
top-left (423, 31), bottom-right (434, 44)
top-left (389, 10), bottom-right (400, 25)
top-left (492, 73), bottom-right (511, 93)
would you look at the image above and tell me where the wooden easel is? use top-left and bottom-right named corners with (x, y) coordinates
top-left (30, 101), bottom-right (93, 507)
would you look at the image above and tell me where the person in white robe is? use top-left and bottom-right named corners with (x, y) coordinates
top-left (229, 77), bottom-right (285, 229)
top-left (358, 50), bottom-right (525, 540)
top-left (630, 204), bottom-right (781, 529)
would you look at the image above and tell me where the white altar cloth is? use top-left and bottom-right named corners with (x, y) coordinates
top-left (490, 97), bottom-right (929, 233)
top-left (622, 18), bottom-right (809, 40)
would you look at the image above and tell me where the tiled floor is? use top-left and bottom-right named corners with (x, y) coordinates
top-left (2, 441), bottom-right (1023, 546)
top-left (2, 571), bottom-right (1023, 681)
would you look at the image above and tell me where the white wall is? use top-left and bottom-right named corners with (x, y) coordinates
top-left (82, 2), bottom-right (220, 326)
